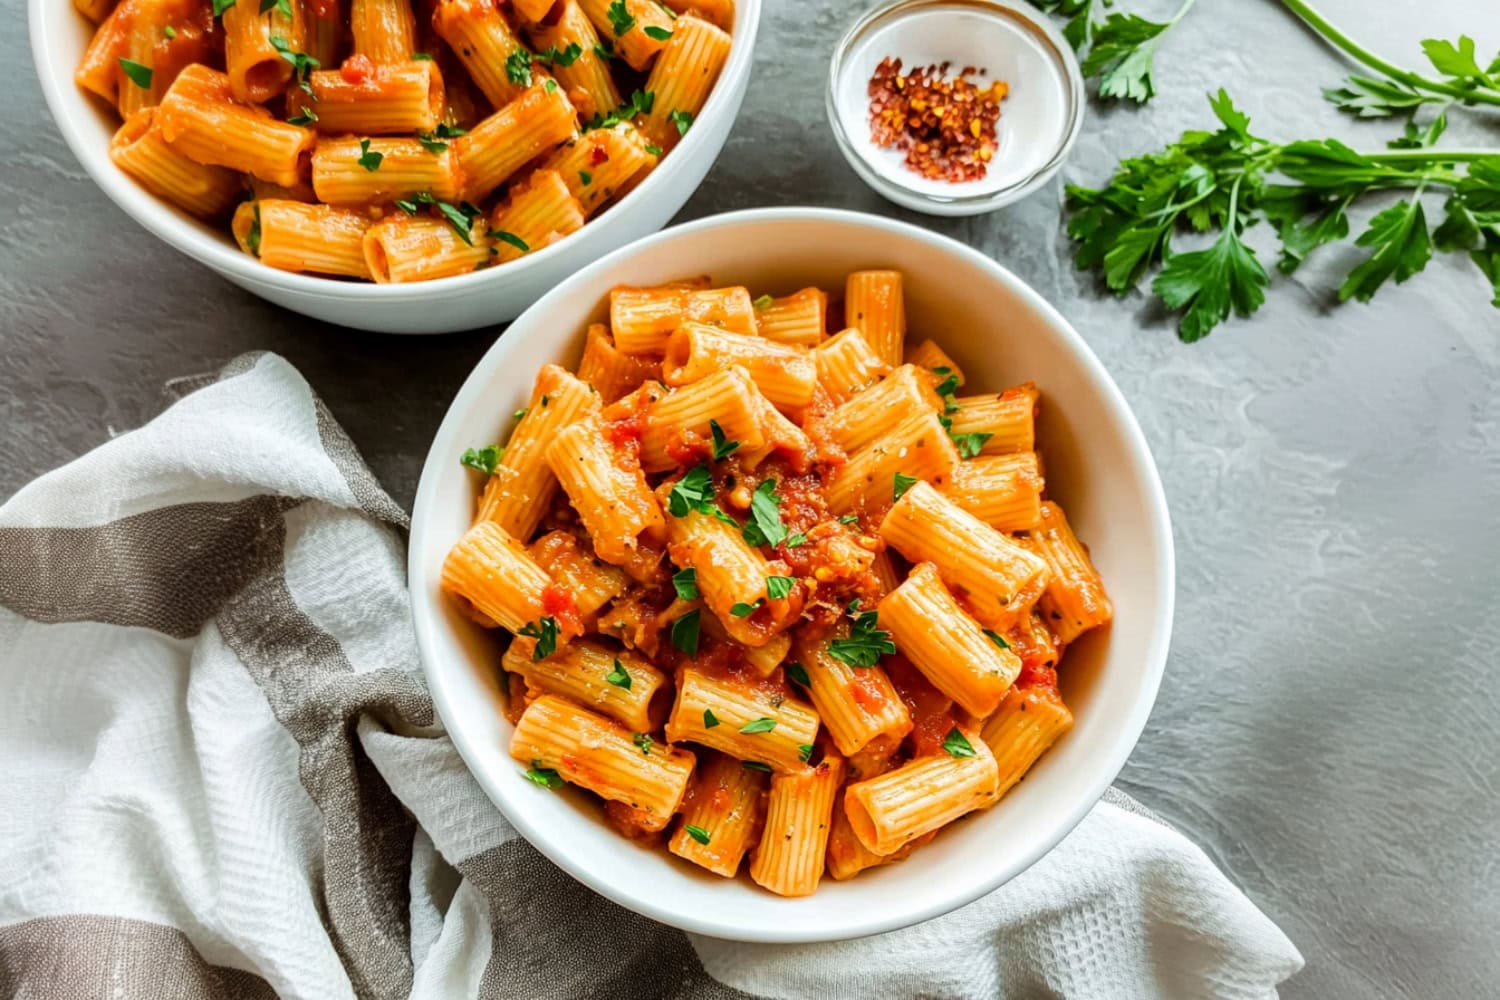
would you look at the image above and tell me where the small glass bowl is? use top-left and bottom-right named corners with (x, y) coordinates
top-left (826, 0), bottom-right (1085, 217)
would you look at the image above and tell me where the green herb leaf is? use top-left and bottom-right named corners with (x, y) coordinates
top-left (518, 616), bottom-right (559, 659)
top-left (671, 608), bottom-right (700, 655)
top-left (494, 231), bottom-right (530, 252)
top-left (751, 293), bottom-right (773, 309)
top-left (729, 600), bottom-right (761, 618)
top-left (667, 464), bottom-right (714, 517)
top-left (606, 658), bottom-right (632, 689)
top-left (741, 760), bottom-right (771, 773)
top-left (892, 472), bottom-right (919, 502)
top-left (827, 606), bottom-right (895, 667)
top-left (684, 823), bottom-right (711, 844)
top-left (118, 58), bottom-right (153, 89)
top-left (742, 479), bottom-right (787, 547)
top-left (524, 761), bottom-right (563, 787)
top-left (785, 662), bottom-right (809, 686)
top-left (1081, 12), bottom-right (1169, 103)
top-left (607, 0), bottom-right (635, 35)
top-left (668, 108), bottom-right (693, 135)
top-left (739, 717), bottom-right (777, 734)
top-left (839, 514), bottom-right (859, 525)
top-left (412, 51), bottom-right (433, 60)
top-left (579, 169), bottom-right (592, 186)
top-left (784, 532), bottom-right (807, 548)
top-left (1337, 199), bottom-right (1433, 304)
top-left (535, 42), bottom-right (583, 67)
top-left (1151, 221), bottom-right (1269, 343)
top-left (212, 0), bottom-right (234, 15)
top-left (460, 444), bottom-right (504, 474)
top-left (594, 37), bottom-right (616, 60)
top-left (983, 629), bottom-right (1011, 650)
top-left (246, 203), bottom-right (262, 256)
top-left (644, 143), bottom-right (662, 156)
top-left (949, 431), bottom-right (992, 458)
top-left (505, 48), bottom-right (534, 86)
top-left (415, 130), bottom-right (450, 154)
top-left (287, 108), bottom-right (318, 126)
top-left (703, 708), bottom-right (719, 728)
top-left (357, 138), bottom-right (383, 172)
top-left (644, 25), bottom-right (672, 41)
top-left (162, 25), bottom-right (176, 38)
top-left (1322, 74), bottom-right (1433, 118)
top-left (765, 575), bottom-right (794, 600)
top-left (942, 727), bottom-right (977, 758)
top-left (672, 567), bottom-right (699, 600)
top-left (1421, 35), bottom-right (1485, 80)
top-left (268, 35), bottom-right (318, 94)
top-left (709, 419), bottom-right (739, 461)
top-left (797, 743), bottom-right (814, 763)
top-left (632, 732), bottom-right (653, 755)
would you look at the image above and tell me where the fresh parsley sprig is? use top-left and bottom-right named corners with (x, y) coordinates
top-left (827, 601), bottom-right (896, 667)
top-left (1063, 89), bottom-right (1500, 340)
top-left (1028, 0), bottom-right (1198, 103)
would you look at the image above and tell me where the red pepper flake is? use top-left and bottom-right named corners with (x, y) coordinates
top-left (589, 144), bottom-right (610, 166)
top-left (866, 57), bottom-right (1008, 183)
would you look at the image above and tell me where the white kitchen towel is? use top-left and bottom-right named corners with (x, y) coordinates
top-left (0, 352), bottom-right (1303, 999)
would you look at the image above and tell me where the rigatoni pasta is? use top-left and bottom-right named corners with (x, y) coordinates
top-left (442, 266), bottom-right (1110, 895)
top-left (75, 0), bottom-right (738, 283)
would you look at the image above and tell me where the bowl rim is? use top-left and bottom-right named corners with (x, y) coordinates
top-left (824, 0), bottom-right (1086, 217)
top-left (27, 0), bottom-right (761, 303)
top-left (408, 206), bottom-right (1175, 942)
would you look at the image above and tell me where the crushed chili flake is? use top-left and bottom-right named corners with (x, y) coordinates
top-left (867, 57), bottom-right (1008, 182)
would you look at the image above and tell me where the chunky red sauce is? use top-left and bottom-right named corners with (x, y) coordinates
top-left (341, 53), bottom-right (377, 85)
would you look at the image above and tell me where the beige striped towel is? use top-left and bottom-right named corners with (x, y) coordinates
top-left (0, 353), bottom-right (1302, 999)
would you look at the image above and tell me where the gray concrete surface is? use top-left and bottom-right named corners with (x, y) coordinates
top-left (4, 0), bottom-right (1498, 996)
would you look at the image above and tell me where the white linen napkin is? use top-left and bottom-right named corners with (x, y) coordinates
top-left (0, 352), bottom-right (1303, 999)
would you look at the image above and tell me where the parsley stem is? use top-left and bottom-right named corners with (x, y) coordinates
top-left (1361, 149), bottom-right (1498, 165)
top-left (1277, 0), bottom-right (1500, 107)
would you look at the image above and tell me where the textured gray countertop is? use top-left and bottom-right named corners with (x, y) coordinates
top-left (4, 0), bottom-right (1498, 996)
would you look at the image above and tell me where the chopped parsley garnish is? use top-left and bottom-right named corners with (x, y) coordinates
top-left (605, 657), bottom-right (631, 689)
top-left (505, 48), bottom-right (534, 86)
top-left (607, 0), bottom-right (635, 35)
top-left (246, 203), bottom-right (262, 256)
top-left (684, 823), bottom-right (711, 845)
top-left (827, 603), bottom-right (895, 667)
top-left (950, 431), bottom-right (992, 458)
top-left (942, 727), bottom-right (977, 758)
top-left (631, 732), bottom-right (653, 755)
top-left (703, 708), bottom-right (719, 728)
top-left (416, 123), bottom-right (467, 153)
top-left (741, 760), bottom-right (772, 773)
top-left (765, 575), bottom-right (794, 600)
top-left (397, 192), bottom-right (483, 245)
top-left (535, 42), bottom-right (582, 67)
top-left (932, 366), bottom-right (951, 375)
top-left (581, 88), bottom-right (655, 130)
top-left (287, 108), bottom-right (318, 126)
top-left (751, 293), bottom-right (774, 309)
top-left (524, 761), bottom-right (563, 787)
top-left (211, 0), bottom-right (234, 15)
top-left (261, 0), bottom-right (293, 14)
top-left (518, 616), bottom-right (559, 659)
top-left (579, 169), bottom-right (593, 186)
top-left (412, 51), bottom-right (433, 60)
top-left (672, 567), bottom-right (699, 600)
top-left (544, 78), bottom-right (557, 93)
top-left (983, 629), bottom-right (1011, 650)
top-left (513, 407), bottom-right (528, 420)
top-left (739, 717), bottom-right (777, 734)
top-left (892, 472), bottom-right (919, 502)
top-left (494, 231), bottom-right (530, 253)
top-left (668, 108), bottom-right (694, 135)
top-left (742, 478), bottom-right (787, 548)
top-left (797, 743), bottom-right (814, 763)
top-left (784, 532), bottom-right (807, 548)
top-left (667, 464), bottom-right (714, 517)
top-left (162, 25), bottom-right (176, 38)
top-left (729, 600), bottom-right (761, 618)
top-left (356, 138), bottom-right (383, 172)
top-left (709, 419), bottom-right (739, 461)
top-left (644, 143), bottom-right (662, 156)
top-left (785, 662), bottom-right (810, 686)
top-left (460, 444), bottom-right (503, 474)
top-left (670, 608), bottom-right (700, 655)
top-left (593, 37), bottom-right (616, 60)
top-left (268, 35), bottom-right (318, 94)
top-left (118, 58), bottom-right (152, 89)
top-left (643, 25), bottom-right (672, 41)
top-left (933, 373), bottom-right (960, 397)
top-left (838, 514), bottom-right (859, 525)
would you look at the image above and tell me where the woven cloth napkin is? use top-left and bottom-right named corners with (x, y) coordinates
top-left (0, 353), bottom-right (1303, 999)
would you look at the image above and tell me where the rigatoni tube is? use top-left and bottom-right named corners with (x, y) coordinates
top-left (843, 732), bottom-right (999, 856)
top-left (749, 757), bottom-right (845, 897)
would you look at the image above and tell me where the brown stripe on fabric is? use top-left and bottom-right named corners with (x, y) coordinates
top-left (216, 518), bottom-right (432, 1000)
top-left (456, 839), bottom-right (762, 1000)
top-left (0, 496), bottom-right (299, 638)
top-left (0, 914), bottom-right (277, 1000)
top-left (312, 398), bottom-right (410, 529)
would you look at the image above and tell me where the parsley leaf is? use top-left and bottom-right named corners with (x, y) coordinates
top-left (942, 727), bottom-right (977, 758)
top-left (518, 617), bottom-right (559, 659)
top-left (631, 732), bottom-right (653, 755)
top-left (607, 0), bottom-right (635, 35)
top-left (211, 0), bottom-right (234, 15)
top-left (162, 24), bottom-right (176, 37)
top-left (839, 514), bottom-right (859, 525)
top-left (751, 293), bottom-right (773, 309)
top-left (709, 419), bottom-right (739, 461)
top-left (684, 823), bottom-right (711, 845)
top-left (524, 761), bottom-right (563, 787)
top-left (505, 48), bottom-right (533, 86)
top-left (672, 567), bottom-right (699, 600)
top-left (1151, 204), bottom-right (1270, 343)
top-left (827, 606), bottom-right (895, 667)
top-left (118, 58), bottom-right (153, 89)
top-left (606, 658), bottom-right (631, 689)
top-left (785, 662), bottom-right (810, 686)
top-left (739, 717), bottom-right (777, 734)
top-left (356, 138), bottom-right (383, 172)
top-left (671, 609), bottom-right (700, 655)
top-left (579, 169), bottom-right (592, 186)
top-left (784, 532), bottom-right (807, 548)
top-left (246, 203), bottom-right (262, 256)
top-left (892, 472), bottom-right (919, 502)
top-left (797, 743), bottom-right (814, 763)
top-left (703, 708), bottom-right (719, 728)
top-left (1421, 35), bottom-right (1486, 80)
top-left (983, 629), bottom-right (1011, 650)
top-left (667, 464), bottom-right (714, 517)
top-left (643, 25), bottom-right (672, 41)
top-left (741, 760), bottom-right (771, 773)
top-left (535, 42), bottom-right (582, 67)
top-left (668, 108), bottom-right (693, 135)
top-left (729, 600), bottom-right (761, 618)
top-left (287, 108), bottom-right (318, 126)
top-left (742, 479), bottom-right (787, 547)
top-left (1337, 199), bottom-right (1434, 304)
top-left (460, 444), bottom-right (503, 474)
top-left (268, 35), bottom-right (318, 94)
top-left (765, 576), bottom-right (794, 600)
top-left (1081, 12), bottom-right (1170, 103)
top-left (949, 431), bottom-right (992, 458)
top-left (494, 231), bottom-right (530, 253)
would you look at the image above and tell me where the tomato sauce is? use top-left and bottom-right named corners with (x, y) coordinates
top-left (541, 584), bottom-right (583, 636)
top-left (341, 53), bottom-right (377, 85)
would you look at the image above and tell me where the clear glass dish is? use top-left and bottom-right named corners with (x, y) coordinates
top-left (826, 0), bottom-right (1086, 217)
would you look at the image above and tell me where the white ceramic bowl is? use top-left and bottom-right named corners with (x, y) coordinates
top-left (28, 0), bottom-right (760, 333)
top-left (409, 208), bottom-right (1174, 942)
